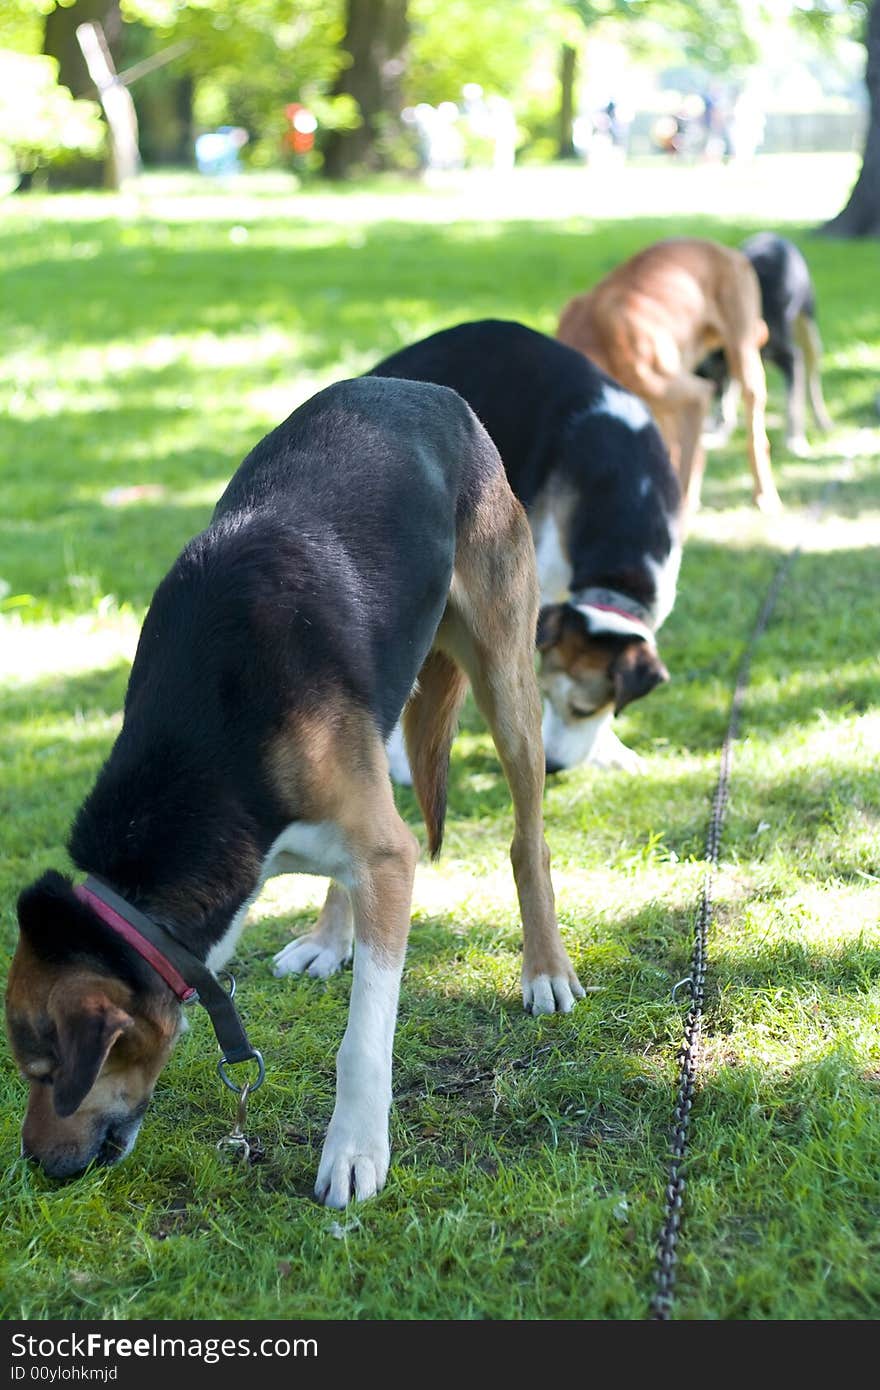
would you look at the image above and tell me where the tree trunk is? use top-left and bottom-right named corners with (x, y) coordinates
top-left (44, 0), bottom-right (122, 98)
top-left (819, 0), bottom-right (880, 237)
top-left (43, 0), bottom-right (122, 186)
top-left (558, 44), bottom-right (577, 160)
top-left (323, 0), bottom-right (409, 180)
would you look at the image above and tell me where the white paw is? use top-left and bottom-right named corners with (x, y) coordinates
top-left (785, 435), bottom-right (811, 458)
top-left (315, 1123), bottom-right (390, 1208)
top-left (701, 426), bottom-right (733, 449)
top-left (272, 933), bottom-right (352, 980)
top-left (522, 972), bottom-right (586, 1015)
top-left (589, 730), bottom-right (644, 774)
top-left (754, 488), bottom-right (783, 515)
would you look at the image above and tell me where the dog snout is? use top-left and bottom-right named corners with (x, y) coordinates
top-left (22, 1110), bottom-right (144, 1179)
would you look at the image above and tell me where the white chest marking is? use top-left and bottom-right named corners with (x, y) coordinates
top-left (531, 505), bottom-right (573, 605)
top-left (264, 821), bottom-right (355, 886)
top-left (645, 543), bottom-right (682, 631)
top-left (206, 821), bottom-right (355, 973)
top-left (591, 383), bottom-right (653, 432)
top-left (541, 690), bottom-right (615, 771)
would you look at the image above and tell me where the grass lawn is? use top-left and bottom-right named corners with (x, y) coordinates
top-left (1, 155), bottom-right (879, 1321)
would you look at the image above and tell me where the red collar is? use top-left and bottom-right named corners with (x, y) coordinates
top-left (74, 882), bottom-right (197, 1003)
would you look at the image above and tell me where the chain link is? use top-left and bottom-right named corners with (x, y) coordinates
top-left (650, 546), bottom-right (800, 1320)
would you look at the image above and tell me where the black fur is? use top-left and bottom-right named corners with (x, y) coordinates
top-left (369, 319), bottom-right (681, 614)
top-left (51, 376), bottom-right (501, 962)
top-left (699, 233), bottom-right (819, 396)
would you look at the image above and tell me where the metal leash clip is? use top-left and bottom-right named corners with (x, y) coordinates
top-left (214, 972), bottom-right (265, 1161)
top-left (216, 1080), bottom-right (254, 1162)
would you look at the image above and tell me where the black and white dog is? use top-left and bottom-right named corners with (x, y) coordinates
top-left (7, 377), bottom-right (581, 1205)
top-left (370, 320), bottom-right (682, 775)
top-left (699, 233), bottom-right (832, 455)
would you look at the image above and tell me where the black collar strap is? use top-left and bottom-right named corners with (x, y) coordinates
top-left (77, 875), bottom-right (259, 1066)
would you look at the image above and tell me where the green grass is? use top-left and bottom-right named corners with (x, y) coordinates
top-left (1, 156), bottom-right (879, 1321)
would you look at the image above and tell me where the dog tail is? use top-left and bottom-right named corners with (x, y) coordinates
top-left (403, 650), bottom-right (468, 859)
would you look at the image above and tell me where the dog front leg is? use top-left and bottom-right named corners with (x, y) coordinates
top-left (780, 346), bottom-right (810, 456)
top-left (660, 374), bottom-right (714, 514)
top-left (315, 815), bottom-right (417, 1208)
top-left (728, 342), bottom-right (780, 512)
top-left (273, 880), bottom-right (354, 980)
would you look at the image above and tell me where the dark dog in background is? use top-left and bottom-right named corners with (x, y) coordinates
top-left (699, 233), bottom-right (832, 455)
top-left (370, 319), bottom-right (682, 775)
top-left (7, 376), bottom-right (581, 1205)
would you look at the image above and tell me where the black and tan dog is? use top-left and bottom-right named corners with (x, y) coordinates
top-left (6, 377), bottom-right (582, 1204)
top-left (368, 320), bottom-right (681, 775)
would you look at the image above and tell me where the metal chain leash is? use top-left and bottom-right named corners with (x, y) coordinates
top-left (649, 464), bottom-right (851, 1319)
top-left (650, 545), bottom-right (801, 1320)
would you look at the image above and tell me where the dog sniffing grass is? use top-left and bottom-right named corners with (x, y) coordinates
top-left (2, 159), bottom-right (880, 1320)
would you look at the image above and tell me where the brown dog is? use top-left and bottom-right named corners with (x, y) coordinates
top-left (557, 237), bottom-right (779, 514)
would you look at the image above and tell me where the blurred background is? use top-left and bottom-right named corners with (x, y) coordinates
top-left (0, 0), bottom-right (873, 223)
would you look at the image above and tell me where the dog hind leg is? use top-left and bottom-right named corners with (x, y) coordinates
top-left (440, 480), bottom-right (585, 1015)
top-left (795, 312), bottom-right (833, 433)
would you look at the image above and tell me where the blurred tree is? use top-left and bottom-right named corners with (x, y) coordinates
top-left (125, 0), bottom-right (353, 169)
top-left (43, 0), bottom-right (121, 101)
top-left (559, 43), bottom-right (577, 156)
top-left (322, 0), bottom-right (409, 178)
top-left (816, 0), bottom-right (880, 235)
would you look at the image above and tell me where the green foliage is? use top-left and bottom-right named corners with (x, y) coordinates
top-left (0, 49), bottom-right (104, 175)
top-left (125, 0), bottom-right (353, 164)
top-left (0, 0), bottom-right (54, 55)
top-left (792, 0), bottom-right (870, 46)
top-left (1, 160), bottom-right (879, 1319)
top-left (407, 0), bottom-right (560, 107)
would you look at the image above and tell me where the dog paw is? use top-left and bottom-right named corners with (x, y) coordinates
top-left (754, 488), bottom-right (783, 514)
top-left (590, 729), bottom-right (644, 774)
top-left (522, 971), bottom-right (586, 1016)
top-left (785, 435), bottom-right (811, 458)
top-left (315, 1126), bottom-right (390, 1208)
top-left (273, 933), bottom-right (352, 980)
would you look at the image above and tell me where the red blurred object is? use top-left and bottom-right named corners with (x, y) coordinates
top-left (283, 103), bottom-right (317, 155)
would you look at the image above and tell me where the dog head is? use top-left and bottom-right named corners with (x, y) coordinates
top-left (5, 871), bottom-right (182, 1178)
top-left (537, 603), bottom-right (669, 772)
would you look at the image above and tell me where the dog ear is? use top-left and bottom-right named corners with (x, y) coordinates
top-left (611, 641), bottom-right (669, 715)
top-left (50, 990), bottom-right (133, 1118)
top-left (538, 603), bottom-right (591, 651)
top-left (536, 604), bottom-right (566, 651)
top-left (17, 870), bottom-right (84, 958)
